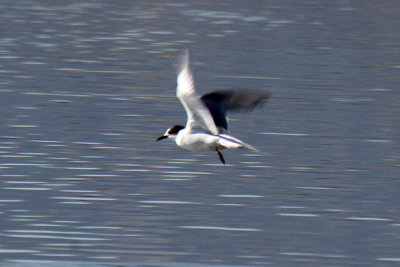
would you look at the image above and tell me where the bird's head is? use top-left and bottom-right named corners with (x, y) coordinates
top-left (156, 125), bottom-right (185, 141)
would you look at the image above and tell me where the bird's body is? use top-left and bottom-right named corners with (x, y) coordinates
top-left (177, 131), bottom-right (221, 151)
top-left (175, 130), bottom-right (253, 152)
top-left (157, 50), bottom-right (269, 164)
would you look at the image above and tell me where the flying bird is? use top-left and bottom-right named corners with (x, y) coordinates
top-left (157, 50), bottom-right (269, 164)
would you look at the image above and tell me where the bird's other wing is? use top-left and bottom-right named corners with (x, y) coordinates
top-left (201, 89), bottom-right (270, 132)
top-left (176, 49), bottom-right (219, 135)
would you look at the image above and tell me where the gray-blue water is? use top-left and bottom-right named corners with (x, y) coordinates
top-left (0, 0), bottom-right (399, 266)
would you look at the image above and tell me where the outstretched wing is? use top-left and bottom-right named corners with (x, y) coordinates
top-left (176, 50), bottom-right (219, 135)
top-left (201, 89), bottom-right (270, 132)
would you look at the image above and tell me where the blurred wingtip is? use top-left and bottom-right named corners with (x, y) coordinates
top-left (174, 48), bottom-right (190, 74)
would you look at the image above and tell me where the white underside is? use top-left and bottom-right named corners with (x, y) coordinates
top-left (175, 129), bottom-right (257, 152)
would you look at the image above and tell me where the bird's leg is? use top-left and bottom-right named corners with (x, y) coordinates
top-left (216, 149), bottom-right (225, 164)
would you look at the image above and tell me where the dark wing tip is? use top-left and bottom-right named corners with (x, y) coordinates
top-left (201, 89), bottom-right (270, 132)
top-left (202, 89), bottom-right (270, 111)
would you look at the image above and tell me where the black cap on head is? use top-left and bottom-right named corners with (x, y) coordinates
top-left (156, 125), bottom-right (185, 141)
top-left (168, 125), bottom-right (185, 135)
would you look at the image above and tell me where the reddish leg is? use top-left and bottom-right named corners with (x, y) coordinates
top-left (216, 149), bottom-right (225, 164)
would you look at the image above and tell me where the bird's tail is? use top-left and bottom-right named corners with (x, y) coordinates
top-left (218, 134), bottom-right (260, 153)
top-left (240, 142), bottom-right (260, 152)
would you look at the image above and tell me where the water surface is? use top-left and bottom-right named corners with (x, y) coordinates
top-left (0, 0), bottom-right (399, 266)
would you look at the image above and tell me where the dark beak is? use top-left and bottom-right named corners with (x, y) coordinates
top-left (156, 135), bottom-right (168, 141)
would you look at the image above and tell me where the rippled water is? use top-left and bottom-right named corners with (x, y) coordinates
top-left (0, 0), bottom-right (399, 266)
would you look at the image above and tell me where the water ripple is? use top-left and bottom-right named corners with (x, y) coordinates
top-left (139, 200), bottom-right (202, 205)
top-left (179, 226), bottom-right (262, 232)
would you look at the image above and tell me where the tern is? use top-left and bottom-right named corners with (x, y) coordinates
top-left (157, 50), bottom-right (269, 164)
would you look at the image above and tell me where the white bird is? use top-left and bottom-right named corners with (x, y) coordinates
top-left (157, 50), bottom-right (269, 164)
